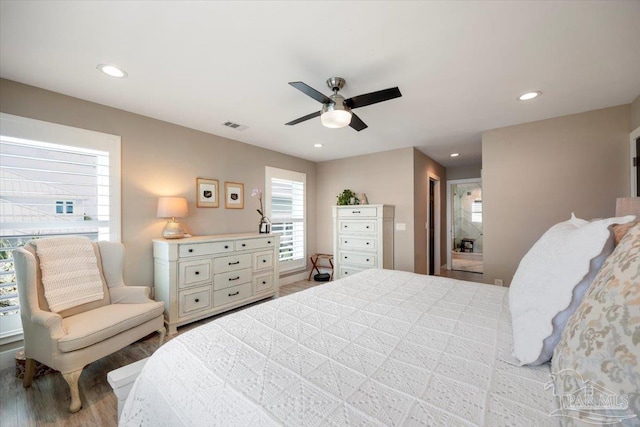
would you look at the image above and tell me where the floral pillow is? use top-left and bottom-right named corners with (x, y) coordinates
top-left (551, 222), bottom-right (640, 425)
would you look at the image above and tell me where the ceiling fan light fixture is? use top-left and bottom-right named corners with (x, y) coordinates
top-left (321, 96), bottom-right (352, 128)
top-left (321, 109), bottom-right (352, 128)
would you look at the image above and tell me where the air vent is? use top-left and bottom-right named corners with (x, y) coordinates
top-left (222, 121), bottom-right (248, 131)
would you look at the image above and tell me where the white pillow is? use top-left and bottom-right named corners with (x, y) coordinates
top-left (509, 213), bottom-right (635, 365)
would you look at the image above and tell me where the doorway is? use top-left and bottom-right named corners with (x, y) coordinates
top-left (446, 178), bottom-right (483, 274)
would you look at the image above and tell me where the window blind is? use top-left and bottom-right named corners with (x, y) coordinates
top-left (265, 167), bottom-right (306, 272)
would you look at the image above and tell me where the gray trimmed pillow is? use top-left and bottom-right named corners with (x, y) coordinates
top-left (551, 222), bottom-right (640, 424)
top-left (509, 214), bottom-right (635, 365)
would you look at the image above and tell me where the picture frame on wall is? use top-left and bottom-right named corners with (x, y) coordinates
top-left (224, 181), bottom-right (244, 209)
top-left (196, 178), bottom-right (219, 208)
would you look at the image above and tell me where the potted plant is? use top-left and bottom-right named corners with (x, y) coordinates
top-left (337, 189), bottom-right (359, 206)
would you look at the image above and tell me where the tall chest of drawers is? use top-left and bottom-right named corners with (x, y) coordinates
top-left (153, 233), bottom-right (279, 335)
top-left (332, 205), bottom-right (394, 279)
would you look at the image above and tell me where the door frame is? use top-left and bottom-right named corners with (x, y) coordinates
top-left (427, 173), bottom-right (441, 275)
top-left (446, 178), bottom-right (482, 270)
top-left (630, 126), bottom-right (640, 197)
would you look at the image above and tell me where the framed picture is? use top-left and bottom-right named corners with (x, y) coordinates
top-left (196, 178), bottom-right (219, 208)
top-left (224, 181), bottom-right (244, 209)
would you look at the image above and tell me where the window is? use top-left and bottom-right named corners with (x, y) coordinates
top-left (264, 166), bottom-right (306, 272)
top-left (0, 113), bottom-right (121, 342)
top-left (55, 200), bottom-right (74, 214)
top-left (472, 199), bottom-right (482, 223)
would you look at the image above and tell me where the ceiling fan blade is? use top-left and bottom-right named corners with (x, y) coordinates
top-left (345, 87), bottom-right (402, 109)
top-left (289, 82), bottom-right (333, 104)
top-left (285, 111), bottom-right (321, 126)
top-left (349, 113), bottom-right (368, 132)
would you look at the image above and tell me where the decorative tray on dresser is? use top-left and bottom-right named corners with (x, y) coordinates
top-left (153, 233), bottom-right (280, 335)
top-left (332, 204), bottom-right (394, 279)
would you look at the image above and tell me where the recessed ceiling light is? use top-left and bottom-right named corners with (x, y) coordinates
top-left (450, 153), bottom-right (460, 157)
top-left (518, 91), bottom-right (542, 101)
top-left (97, 64), bottom-right (128, 78)
top-left (313, 143), bottom-right (323, 148)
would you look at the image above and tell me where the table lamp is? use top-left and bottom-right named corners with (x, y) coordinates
top-left (157, 197), bottom-right (188, 239)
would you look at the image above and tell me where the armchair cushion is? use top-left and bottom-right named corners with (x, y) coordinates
top-left (58, 301), bottom-right (164, 352)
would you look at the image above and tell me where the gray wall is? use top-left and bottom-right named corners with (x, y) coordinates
top-left (632, 94), bottom-right (640, 130)
top-left (315, 147), bottom-right (446, 274)
top-left (0, 78), bottom-right (317, 287)
top-left (316, 147), bottom-right (416, 272)
top-left (482, 104), bottom-right (631, 286)
top-left (446, 163), bottom-right (482, 181)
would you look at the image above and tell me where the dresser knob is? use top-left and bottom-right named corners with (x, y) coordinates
top-left (366, 259), bottom-right (369, 262)
top-left (188, 249), bottom-right (193, 253)
top-left (366, 242), bottom-right (370, 245)
top-left (224, 245), bottom-right (229, 249)
top-left (262, 281), bottom-right (266, 285)
top-left (262, 259), bottom-right (266, 263)
top-left (366, 226), bottom-right (369, 229)
top-left (229, 291), bottom-right (239, 297)
top-left (242, 243), bottom-right (246, 247)
top-left (267, 241), bottom-right (271, 244)
top-left (195, 298), bottom-right (200, 303)
top-left (195, 271), bottom-right (199, 275)
top-left (344, 256), bottom-right (348, 259)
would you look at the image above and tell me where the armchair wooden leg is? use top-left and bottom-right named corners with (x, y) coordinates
top-left (23, 358), bottom-right (36, 388)
top-left (157, 327), bottom-right (166, 348)
top-left (62, 368), bottom-right (83, 413)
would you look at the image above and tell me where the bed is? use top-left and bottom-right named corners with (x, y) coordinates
top-left (120, 269), bottom-right (557, 426)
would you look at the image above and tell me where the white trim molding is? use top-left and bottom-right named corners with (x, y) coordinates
top-left (630, 126), bottom-right (639, 197)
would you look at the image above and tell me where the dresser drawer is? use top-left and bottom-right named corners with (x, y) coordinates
top-left (214, 253), bottom-right (252, 273)
top-left (340, 266), bottom-right (364, 278)
top-left (340, 251), bottom-right (376, 267)
top-left (235, 237), bottom-right (276, 251)
top-left (213, 268), bottom-right (252, 291)
top-left (214, 282), bottom-right (253, 307)
top-left (253, 250), bottom-right (273, 271)
top-left (339, 236), bottom-right (376, 251)
top-left (178, 286), bottom-right (212, 317)
top-left (178, 259), bottom-right (212, 289)
top-left (179, 241), bottom-right (234, 257)
top-left (337, 207), bottom-right (377, 217)
top-left (253, 272), bottom-right (274, 293)
top-left (339, 220), bottom-right (376, 234)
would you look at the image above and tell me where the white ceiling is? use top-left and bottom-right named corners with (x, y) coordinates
top-left (1, 1), bottom-right (639, 167)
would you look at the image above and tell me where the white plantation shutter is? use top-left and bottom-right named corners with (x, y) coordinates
top-left (265, 167), bottom-right (306, 272)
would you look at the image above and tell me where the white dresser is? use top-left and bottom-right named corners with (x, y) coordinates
top-left (332, 204), bottom-right (394, 279)
top-left (153, 233), bottom-right (279, 335)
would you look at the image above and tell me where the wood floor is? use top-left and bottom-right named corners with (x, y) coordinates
top-left (0, 272), bottom-right (484, 427)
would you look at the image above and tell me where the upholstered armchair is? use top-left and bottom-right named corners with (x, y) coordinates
top-left (14, 239), bottom-right (166, 413)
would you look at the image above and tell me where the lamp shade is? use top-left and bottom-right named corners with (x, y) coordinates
top-left (157, 197), bottom-right (188, 218)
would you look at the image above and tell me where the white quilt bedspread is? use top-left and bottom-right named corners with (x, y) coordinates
top-left (121, 269), bottom-right (557, 426)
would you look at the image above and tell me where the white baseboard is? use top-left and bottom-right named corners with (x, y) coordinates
top-left (279, 271), bottom-right (308, 286)
top-left (0, 345), bottom-right (23, 371)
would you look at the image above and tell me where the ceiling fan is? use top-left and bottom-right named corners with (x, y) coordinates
top-left (285, 77), bottom-right (402, 131)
